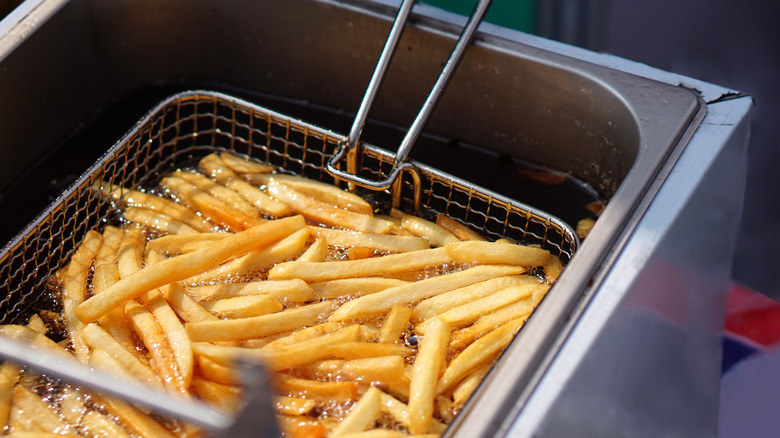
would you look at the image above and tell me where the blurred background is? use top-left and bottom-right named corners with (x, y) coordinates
top-left (424, 0), bottom-right (780, 302)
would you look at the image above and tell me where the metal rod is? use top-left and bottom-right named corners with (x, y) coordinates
top-left (0, 334), bottom-right (232, 433)
top-left (346, 0), bottom-right (416, 151)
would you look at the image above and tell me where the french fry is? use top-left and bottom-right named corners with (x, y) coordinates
top-left (411, 275), bottom-right (536, 322)
top-left (0, 362), bottom-right (21, 430)
top-left (308, 227), bottom-right (429, 253)
top-left (437, 317), bottom-right (526, 395)
top-left (124, 300), bottom-right (188, 396)
top-left (11, 386), bottom-right (71, 433)
top-left (200, 294), bottom-right (284, 319)
top-left (415, 284), bottom-right (547, 335)
top-left (218, 151), bottom-right (275, 174)
top-left (159, 282), bottom-right (219, 324)
top-left (448, 303), bottom-right (533, 352)
top-left (262, 322), bottom-right (341, 349)
top-left (435, 214), bottom-right (486, 241)
top-left (324, 342), bottom-right (413, 360)
top-left (197, 355), bottom-right (239, 385)
top-left (188, 279), bottom-right (316, 304)
top-left (249, 173), bottom-right (373, 216)
top-left (60, 230), bottom-right (102, 360)
top-left (275, 396), bottom-right (317, 416)
top-left (269, 247), bottom-right (451, 282)
top-left (445, 240), bottom-right (550, 267)
top-left (97, 395), bottom-right (177, 438)
top-left (81, 409), bottom-right (133, 438)
top-left (310, 278), bottom-right (409, 301)
top-left (273, 374), bottom-right (358, 401)
top-left (146, 291), bottom-right (194, 387)
top-left (408, 319), bottom-right (450, 435)
top-left (543, 254), bottom-right (564, 283)
top-left (185, 227), bottom-right (309, 284)
top-left (199, 153), bottom-right (292, 217)
top-left (329, 265), bottom-right (527, 322)
top-left (399, 214), bottom-right (459, 247)
top-left (331, 386), bottom-right (382, 437)
top-left (265, 179), bottom-right (392, 233)
top-left (277, 415), bottom-right (328, 438)
top-left (186, 300), bottom-right (336, 342)
top-left (76, 215), bottom-right (306, 324)
top-left (145, 232), bottom-right (227, 255)
top-left (173, 170), bottom-right (260, 219)
top-left (94, 182), bottom-right (215, 232)
top-left (378, 305), bottom-right (412, 344)
top-left (191, 378), bottom-right (244, 414)
top-left (300, 356), bottom-right (406, 383)
top-left (81, 324), bottom-right (160, 388)
top-left (192, 325), bottom-right (360, 370)
top-left (377, 391), bottom-right (447, 435)
top-left (123, 207), bottom-right (198, 235)
top-left (297, 236), bottom-right (328, 262)
top-left (452, 364), bottom-right (491, 407)
top-left (161, 175), bottom-right (261, 231)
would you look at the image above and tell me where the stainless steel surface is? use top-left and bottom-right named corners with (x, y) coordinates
top-left (330, 0), bottom-right (493, 191)
top-left (0, 0), bottom-right (751, 436)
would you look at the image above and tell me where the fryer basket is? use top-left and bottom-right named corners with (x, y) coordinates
top-left (0, 90), bottom-right (577, 430)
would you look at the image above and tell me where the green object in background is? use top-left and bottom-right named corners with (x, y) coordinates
top-left (422, 0), bottom-right (535, 33)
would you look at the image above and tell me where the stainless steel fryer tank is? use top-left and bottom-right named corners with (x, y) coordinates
top-left (0, 0), bottom-right (751, 437)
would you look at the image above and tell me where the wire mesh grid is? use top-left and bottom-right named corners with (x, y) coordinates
top-left (0, 90), bottom-right (576, 326)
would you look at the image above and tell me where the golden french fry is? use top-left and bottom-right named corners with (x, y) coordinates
top-left (308, 226), bottom-right (428, 253)
top-left (576, 217), bottom-right (595, 240)
top-left (81, 409), bottom-right (133, 438)
top-left (186, 227), bottom-right (309, 284)
top-left (0, 325), bottom-right (70, 357)
top-left (173, 170), bottom-right (260, 219)
top-left (411, 275), bottom-right (536, 322)
top-left (186, 300), bottom-right (336, 342)
top-left (116, 226), bottom-right (145, 277)
top-left (329, 265), bottom-right (526, 322)
top-left (145, 232), bottom-right (227, 255)
top-left (11, 386), bottom-right (70, 433)
top-left (192, 325), bottom-right (360, 370)
top-left (197, 355), bottom-right (238, 385)
top-left (325, 342), bottom-right (413, 360)
top-left (160, 283), bottom-right (219, 323)
top-left (331, 386), bottom-right (382, 437)
top-left (269, 247), bottom-right (451, 282)
top-left (218, 151), bottom-right (276, 174)
top-left (187, 279), bottom-right (316, 304)
top-left (543, 254), bottom-right (564, 283)
top-left (448, 299), bottom-right (534, 352)
top-left (275, 396), bottom-right (317, 417)
top-left (437, 317), bottom-right (526, 395)
top-left (60, 230), bottom-right (102, 360)
top-left (199, 153), bottom-right (292, 217)
top-left (377, 391), bottom-right (447, 435)
top-left (378, 305), bottom-right (412, 344)
top-left (301, 356), bottom-right (405, 383)
top-left (76, 215), bottom-right (306, 324)
top-left (200, 294), bottom-right (283, 319)
top-left (0, 362), bottom-right (21, 430)
top-left (400, 214), bottom-right (459, 247)
top-left (191, 378), bottom-right (244, 414)
top-left (124, 300), bottom-right (188, 396)
top-left (147, 291), bottom-right (194, 387)
top-left (408, 319), bottom-right (450, 435)
top-left (97, 395), bottom-right (177, 438)
top-left (310, 278), bottom-right (409, 300)
top-left (262, 322), bottom-right (341, 349)
top-left (435, 214), bottom-right (486, 241)
top-left (81, 323), bottom-right (160, 388)
top-left (250, 173), bottom-right (373, 216)
top-left (445, 240), bottom-right (550, 267)
top-left (265, 179), bottom-right (392, 233)
top-left (123, 207), bottom-right (198, 234)
top-left (297, 236), bottom-right (328, 262)
top-left (94, 182), bottom-right (215, 232)
top-left (452, 364), bottom-right (491, 407)
top-left (274, 374), bottom-right (358, 401)
top-left (161, 175), bottom-right (260, 231)
top-left (415, 284), bottom-right (547, 335)
top-left (277, 415), bottom-right (329, 438)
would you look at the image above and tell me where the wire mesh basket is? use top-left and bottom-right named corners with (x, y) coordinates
top-left (0, 90), bottom-right (577, 326)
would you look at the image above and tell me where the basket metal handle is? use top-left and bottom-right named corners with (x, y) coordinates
top-left (326, 0), bottom-right (493, 190)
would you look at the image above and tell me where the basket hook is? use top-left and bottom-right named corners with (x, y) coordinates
top-left (327, 0), bottom-right (493, 191)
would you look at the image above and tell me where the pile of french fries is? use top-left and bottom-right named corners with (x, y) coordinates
top-left (0, 151), bottom-right (562, 437)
